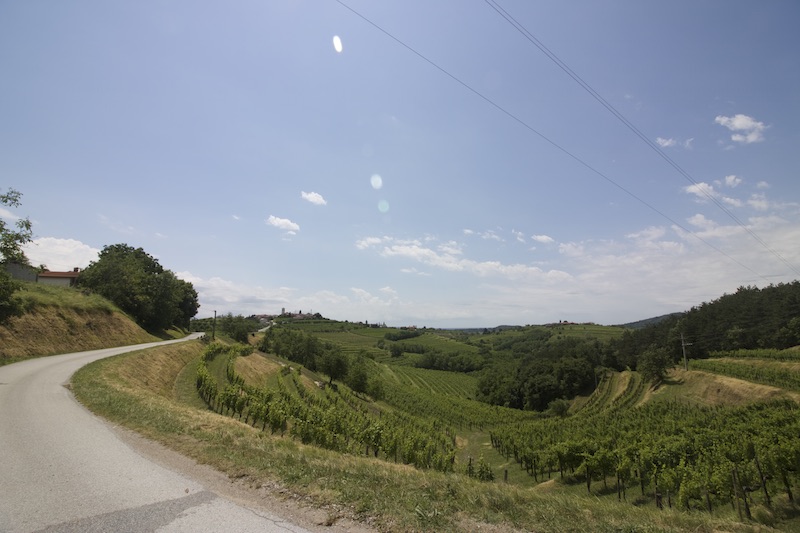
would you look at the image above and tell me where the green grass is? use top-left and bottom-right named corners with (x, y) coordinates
top-left (15, 281), bottom-right (119, 313)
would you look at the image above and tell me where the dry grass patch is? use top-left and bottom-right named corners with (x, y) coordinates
top-left (0, 306), bottom-right (156, 361)
top-left (235, 353), bottom-right (283, 387)
top-left (113, 342), bottom-right (204, 398)
top-left (655, 368), bottom-right (799, 406)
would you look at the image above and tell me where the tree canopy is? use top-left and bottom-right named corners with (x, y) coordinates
top-left (0, 188), bottom-right (33, 322)
top-left (77, 244), bottom-right (199, 331)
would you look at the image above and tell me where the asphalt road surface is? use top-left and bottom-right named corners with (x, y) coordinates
top-left (0, 336), bottom-right (316, 533)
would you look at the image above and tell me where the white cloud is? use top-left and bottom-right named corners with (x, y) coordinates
top-left (512, 229), bottom-right (526, 243)
top-left (438, 240), bottom-right (463, 255)
top-left (400, 267), bottom-right (431, 276)
top-left (480, 230), bottom-right (503, 242)
top-left (558, 242), bottom-right (584, 257)
top-left (266, 215), bottom-right (300, 233)
top-left (531, 234), bottom-right (555, 244)
top-left (657, 137), bottom-right (693, 149)
top-left (176, 271), bottom-right (294, 317)
top-left (683, 182), bottom-right (716, 201)
top-left (715, 114), bottom-right (767, 144)
top-left (723, 175), bottom-right (742, 188)
top-left (232, 215), bottom-right (241, 221)
top-left (22, 237), bottom-right (100, 271)
top-left (722, 196), bottom-right (744, 208)
top-left (748, 193), bottom-right (770, 211)
top-left (0, 207), bottom-right (20, 221)
top-left (357, 235), bottom-right (568, 282)
top-left (656, 137), bottom-right (676, 148)
top-left (301, 191), bottom-right (327, 205)
top-left (756, 181), bottom-right (770, 189)
top-left (355, 236), bottom-right (387, 250)
top-left (626, 226), bottom-right (666, 241)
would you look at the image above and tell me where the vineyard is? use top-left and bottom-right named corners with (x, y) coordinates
top-left (184, 316), bottom-right (800, 529)
top-left (488, 346), bottom-right (800, 520)
top-left (196, 342), bottom-right (462, 471)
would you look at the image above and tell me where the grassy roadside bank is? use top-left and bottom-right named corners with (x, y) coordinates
top-left (71, 341), bottom-right (755, 532)
top-left (0, 282), bottom-right (159, 363)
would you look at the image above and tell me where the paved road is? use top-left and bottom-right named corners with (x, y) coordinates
top-left (0, 337), bottom-right (314, 533)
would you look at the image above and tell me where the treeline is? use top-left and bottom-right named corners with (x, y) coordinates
top-left (77, 244), bottom-right (199, 331)
top-left (475, 281), bottom-right (800, 411)
top-left (610, 282), bottom-right (800, 363)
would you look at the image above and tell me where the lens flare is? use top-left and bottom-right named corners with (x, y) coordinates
top-left (332, 35), bottom-right (343, 53)
top-left (370, 174), bottom-right (383, 190)
top-left (378, 200), bottom-right (390, 213)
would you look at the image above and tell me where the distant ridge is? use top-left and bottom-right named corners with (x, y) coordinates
top-left (617, 312), bottom-right (684, 330)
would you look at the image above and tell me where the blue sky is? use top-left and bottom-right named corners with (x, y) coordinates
top-left (2, 1), bottom-right (799, 328)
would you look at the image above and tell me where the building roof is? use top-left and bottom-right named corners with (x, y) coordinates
top-left (38, 270), bottom-right (80, 278)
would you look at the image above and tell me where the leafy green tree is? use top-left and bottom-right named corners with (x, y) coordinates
top-left (345, 356), bottom-right (369, 393)
top-left (637, 345), bottom-right (673, 384)
top-left (77, 244), bottom-right (198, 331)
top-left (0, 188), bottom-right (33, 322)
top-left (0, 188), bottom-right (33, 265)
top-left (318, 346), bottom-right (349, 384)
top-left (218, 313), bottom-right (260, 343)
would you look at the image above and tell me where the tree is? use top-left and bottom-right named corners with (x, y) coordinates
top-left (0, 188), bottom-right (33, 323)
top-left (0, 188), bottom-right (33, 265)
top-left (77, 244), bottom-right (199, 331)
top-left (637, 346), bottom-right (673, 384)
top-left (218, 313), bottom-right (260, 343)
top-left (318, 346), bottom-right (349, 384)
top-left (345, 356), bottom-right (369, 393)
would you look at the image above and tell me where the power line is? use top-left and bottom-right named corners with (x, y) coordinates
top-left (332, 0), bottom-right (772, 282)
top-left (484, 0), bottom-right (800, 279)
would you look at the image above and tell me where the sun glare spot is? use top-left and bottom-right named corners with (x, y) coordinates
top-left (378, 200), bottom-right (390, 213)
top-left (370, 174), bottom-right (383, 190)
top-left (332, 35), bottom-right (343, 53)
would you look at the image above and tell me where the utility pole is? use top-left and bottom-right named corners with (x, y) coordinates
top-left (681, 333), bottom-right (692, 371)
top-left (212, 310), bottom-right (217, 341)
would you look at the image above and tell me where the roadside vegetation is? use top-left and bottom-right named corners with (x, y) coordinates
top-left (0, 282), bottom-right (158, 363)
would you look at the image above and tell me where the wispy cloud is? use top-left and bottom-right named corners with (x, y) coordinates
top-left (656, 137), bottom-right (694, 149)
top-left (356, 235), bottom-right (569, 282)
top-left (97, 214), bottom-right (136, 235)
top-left (683, 181), bottom-right (742, 208)
top-left (715, 114), bottom-right (767, 144)
top-left (301, 191), bottom-right (327, 205)
top-left (531, 234), bottom-right (555, 244)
